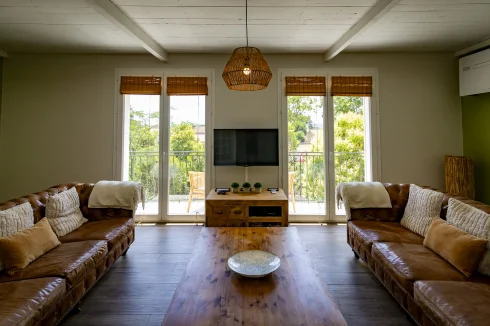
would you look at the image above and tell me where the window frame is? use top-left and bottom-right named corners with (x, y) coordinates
top-left (278, 68), bottom-right (381, 223)
top-left (113, 68), bottom-right (215, 222)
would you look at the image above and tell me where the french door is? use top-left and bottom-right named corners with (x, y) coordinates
top-left (116, 70), bottom-right (213, 222)
top-left (280, 70), bottom-right (379, 222)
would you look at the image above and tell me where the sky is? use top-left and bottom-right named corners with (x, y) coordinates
top-left (129, 95), bottom-right (206, 125)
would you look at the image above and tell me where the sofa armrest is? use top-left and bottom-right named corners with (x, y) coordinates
top-left (348, 183), bottom-right (410, 222)
top-left (50, 183), bottom-right (134, 221)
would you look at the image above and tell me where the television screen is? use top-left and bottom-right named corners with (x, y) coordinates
top-left (214, 129), bottom-right (279, 166)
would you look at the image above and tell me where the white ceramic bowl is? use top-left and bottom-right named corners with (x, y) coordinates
top-left (228, 250), bottom-right (281, 278)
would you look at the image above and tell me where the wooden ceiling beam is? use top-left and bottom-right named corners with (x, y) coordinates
top-left (324, 0), bottom-right (400, 61)
top-left (91, 0), bottom-right (168, 62)
top-left (455, 38), bottom-right (490, 57)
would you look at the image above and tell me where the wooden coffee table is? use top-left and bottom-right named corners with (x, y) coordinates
top-left (162, 227), bottom-right (347, 326)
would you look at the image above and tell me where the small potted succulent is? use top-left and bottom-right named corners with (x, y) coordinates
top-left (231, 182), bottom-right (240, 193)
top-left (242, 182), bottom-right (252, 192)
top-left (254, 182), bottom-right (263, 193)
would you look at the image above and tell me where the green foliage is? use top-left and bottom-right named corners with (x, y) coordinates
top-left (130, 110), bottom-right (159, 152)
top-left (254, 182), bottom-right (262, 188)
top-left (129, 107), bottom-right (205, 200)
top-left (333, 97), bottom-right (364, 116)
top-left (128, 109), bottom-right (160, 200)
top-left (333, 97), bottom-right (365, 185)
top-left (169, 122), bottom-right (205, 195)
top-left (242, 182), bottom-right (251, 188)
top-left (231, 182), bottom-right (240, 188)
top-left (334, 112), bottom-right (364, 152)
top-left (170, 122), bottom-right (204, 152)
top-left (288, 96), bottom-right (365, 202)
top-left (287, 96), bottom-right (321, 151)
top-left (302, 144), bottom-right (325, 201)
top-left (288, 123), bottom-right (299, 152)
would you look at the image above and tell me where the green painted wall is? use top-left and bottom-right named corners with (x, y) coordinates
top-left (462, 93), bottom-right (490, 204)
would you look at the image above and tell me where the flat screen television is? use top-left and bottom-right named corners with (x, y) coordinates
top-left (214, 129), bottom-right (279, 166)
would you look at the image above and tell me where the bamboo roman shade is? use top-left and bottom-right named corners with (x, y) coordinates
top-left (167, 77), bottom-right (208, 96)
top-left (120, 76), bottom-right (162, 95)
top-left (285, 76), bottom-right (326, 96)
top-left (331, 76), bottom-right (372, 97)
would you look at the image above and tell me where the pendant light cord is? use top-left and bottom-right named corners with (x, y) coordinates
top-left (245, 0), bottom-right (248, 47)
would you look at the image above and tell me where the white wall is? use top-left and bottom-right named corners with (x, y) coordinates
top-left (0, 53), bottom-right (462, 201)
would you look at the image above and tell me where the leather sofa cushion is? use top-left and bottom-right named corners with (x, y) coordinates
top-left (349, 220), bottom-right (424, 251)
top-left (0, 277), bottom-right (65, 326)
top-left (372, 242), bottom-right (466, 294)
top-left (59, 218), bottom-right (134, 251)
top-left (0, 241), bottom-right (107, 289)
top-left (415, 281), bottom-right (490, 326)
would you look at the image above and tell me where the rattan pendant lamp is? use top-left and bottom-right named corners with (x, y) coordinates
top-left (222, 0), bottom-right (272, 91)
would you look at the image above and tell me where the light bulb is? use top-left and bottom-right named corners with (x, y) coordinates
top-left (243, 65), bottom-right (251, 75)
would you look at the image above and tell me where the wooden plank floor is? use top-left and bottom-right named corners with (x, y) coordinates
top-left (61, 225), bottom-right (414, 326)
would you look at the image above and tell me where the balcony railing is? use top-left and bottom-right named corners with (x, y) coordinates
top-left (288, 151), bottom-right (365, 203)
top-left (128, 150), bottom-right (364, 202)
top-left (129, 151), bottom-right (205, 201)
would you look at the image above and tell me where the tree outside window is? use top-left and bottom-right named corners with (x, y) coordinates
top-left (288, 96), bottom-right (365, 202)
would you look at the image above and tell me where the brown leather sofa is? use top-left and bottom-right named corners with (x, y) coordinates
top-left (0, 183), bottom-right (135, 326)
top-left (346, 183), bottom-right (490, 326)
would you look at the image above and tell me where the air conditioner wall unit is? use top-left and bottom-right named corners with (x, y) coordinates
top-left (459, 48), bottom-right (490, 96)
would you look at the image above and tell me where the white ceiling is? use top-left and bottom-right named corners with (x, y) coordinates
top-left (0, 0), bottom-right (489, 54)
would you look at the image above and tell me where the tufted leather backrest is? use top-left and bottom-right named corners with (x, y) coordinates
top-left (349, 183), bottom-right (490, 222)
top-left (0, 183), bottom-right (133, 223)
top-left (350, 183), bottom-right (410, 222)
top-left (74, 183), bottom-right (134, 220)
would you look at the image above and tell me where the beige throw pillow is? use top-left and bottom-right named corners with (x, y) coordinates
top-left (0, 218), bottom-right (60, 275)
top-left (446, 198), bottom-right (490, 276)
top-left (0, 202), bottom-right (35, 271)
top-left (400, 184), bottom-right (444, 237)
top-left (424, 218), bottom-right (488, 277)
top-left (46, 187), bottom-right (87, 237)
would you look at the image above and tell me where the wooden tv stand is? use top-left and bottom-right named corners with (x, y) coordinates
top-left (205, 189), bottom-right (288, 227)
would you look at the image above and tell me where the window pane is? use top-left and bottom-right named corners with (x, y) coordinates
top-left (287, 96), bottom-right (325, 215)
top-left (168, 95), bottom-right (206, 215)
top-left (124, 94), bottom-right (160, 216)
top-left (333, 96), bottom-right (368, 215)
